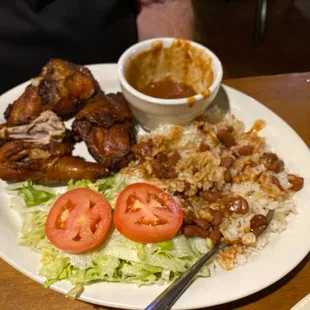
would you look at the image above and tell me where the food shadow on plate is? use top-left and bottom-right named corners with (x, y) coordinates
top-left (201, 85), bottom-right (231, 125)
top-left (207, 85), bottom-right (230, 114)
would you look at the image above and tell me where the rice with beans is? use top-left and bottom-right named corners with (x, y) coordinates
top-left (121, 109), bottom-right (304, 271)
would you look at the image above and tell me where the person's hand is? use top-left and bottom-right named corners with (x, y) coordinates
top-left (137, 0), bottom-right (194, 41)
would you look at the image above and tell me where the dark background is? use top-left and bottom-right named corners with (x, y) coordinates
top-left (193, 0), bottom-right (310, 79)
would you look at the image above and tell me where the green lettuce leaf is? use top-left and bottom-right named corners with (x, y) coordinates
top-left (19, 211), bottom-right (47, 249)
top-left (67, 174), bottom-right (128, 207)
top-left (40, 254), bottom-right (71, 287)
top-left (18, 181), bottom-right (55, 207)
top-left (66, 283), bottom-right (84, 299)
top-left (97, 174), bottom-right (128, 202)
top-left (68, 179), bottom-right (93, 190)
top-left (156, 240), bottom-right (173, 250)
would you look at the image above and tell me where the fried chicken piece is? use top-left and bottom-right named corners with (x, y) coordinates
top-left (74, 92), bottom-right (133, 127)
top-left (5, 59), bottom-right (99, 125)
top-left (0, 156), bottom-right (109, 185)
top-left (72, 93), bottom-right (135, 171)
top-left (38, 59), bottom-right (99, 117)
top-left (81, 123), bottom-right (134, 169)
top-left (0, 140), bottom-right (109, 185)
top-left (0, 111), bottom-right (109, 184)
top-left (0, 140), bottom-right (72, 163)
top-left (43, 156), bottom-right (109, 184)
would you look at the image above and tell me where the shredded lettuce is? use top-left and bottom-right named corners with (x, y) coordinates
top-left (67, 175), bottom-right (128, 207)
top-left (18, 180), bottom-right (55, 207)
top-left (68, 179), bottom-right (93, 190)
top-left (98, 176), bottom-right (117, 195)
top-left (19, 211), bottom-right (48, 249)
top-left (36, 230), bottom-right (211, 289)
top-left (7, 174), bottom-right (212, 294)
top-left (97, 174), bottom-right (128, 202)
top-left (156, 240), bottom-right (173, 250)
top-left (66, 282), bottom-right (84, 299)
top-left (40, 253), bottom-right (71, 287)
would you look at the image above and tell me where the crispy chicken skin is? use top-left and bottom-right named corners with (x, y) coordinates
top-left (0, 140), bottom-right (72, 163)
top-left (5, 59), bottom-right (99, 125)
top-left (43, 156), bottom-right (109, 184)
top-left (39, 59), bottom-right (99, 117)
top-left (80, 123), bottom-right (134, 169)
top-left (74, 92), bottom-right (133, 127)
top-left (4, 85), bottom-right (43, 126)
top-left (0, 140), bottom-right (109, 185)
top-left (72, 93), bottom-right (135, 171)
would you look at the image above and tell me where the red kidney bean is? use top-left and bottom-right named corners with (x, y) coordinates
top-left (183, 225), bottom-right (209, 238)
top-left (167, 151), bottom-right (181, 168)
top-left (161, 168), bottom-right (178, 179)
top-left (151, 159), bottom-right (178, 179)
top-left (193, 218), bottom-right (210, 230)
top-left (250, 214), bottom-right (267, 233)
top-left (182, 209), bottom-right (194, 224)
top-left (217, 129), bottom-right (236, 148)
top-left (202, 191), bottom-right (222, 203)
top-left (269, 160), bottom-right (284, 173)
top-left (263, 152), bottom-right (284, 173)
top-left (220, 156), bottom-right (234, 168)
top-left (226, 126), bottom-right (234, 133)
top-left (224, 170), bottom-right (233, 183)
top-left (199, 141), bottom-right (210, 152)
top-left (225, 195), bottom-right (249, 215)
top-left (238, 145), bottom-right (254, 156)
top-left (151, 159), bottom-right (162, 175)
top-left (209, 229), bottom-right (222, 245)
top-left (263, 152), bottom-right (278, 164)
top-left (157, 152), bottom-right (168, 163)
top-left (288, 174), bottom-right (304, 191)
top-left (210, 210), bottom-right (223, 227)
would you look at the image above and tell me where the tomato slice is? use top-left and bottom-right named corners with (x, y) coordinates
top-left (45, 188), bottom-right (112, 254)
top-left (113, 183), bottom-right (183, 243)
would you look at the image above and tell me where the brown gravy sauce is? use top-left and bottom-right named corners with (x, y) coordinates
top-left (247, 119), bottom-right (266, 134)
top-left (125, 39), bottom-right (214, 106)
top-left (139, 78), bottom-right (197, 99)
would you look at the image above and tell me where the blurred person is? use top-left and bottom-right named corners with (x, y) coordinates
top-left (138, 0), bottom-right (194, 41)
top-left (0, 0), bottom-right (193, 94)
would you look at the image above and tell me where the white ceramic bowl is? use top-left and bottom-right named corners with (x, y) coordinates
top-left (118, 38), bottom-right (223, 131)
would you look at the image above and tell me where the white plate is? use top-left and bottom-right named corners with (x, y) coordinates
top-left (0, 64), bottom-right (310, 310)
top-left (291, 294), bottom-right (310, 310)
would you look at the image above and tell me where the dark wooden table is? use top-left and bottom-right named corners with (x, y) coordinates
top-left (1, 73), bottom-right (310, 310)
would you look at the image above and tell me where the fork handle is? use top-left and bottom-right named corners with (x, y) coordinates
top-left (144, 243), bottom-right (226, 310)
